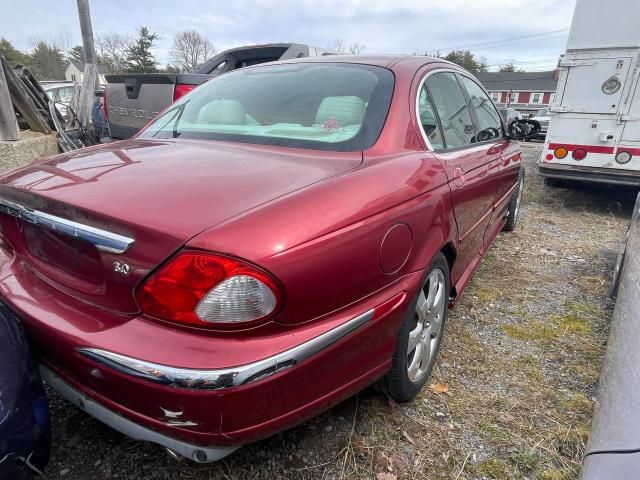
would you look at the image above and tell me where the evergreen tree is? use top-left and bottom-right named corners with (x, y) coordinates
top-left (67, 45), bottom-right (85, 64)
top-left (125, 27), bottom-right (159, 73)
top-left (29, 41), bottom-right (66, 80)
top-left (0, 37), bottom-right (31, 67)
top-left (439, 50), bottom-right (488, 74)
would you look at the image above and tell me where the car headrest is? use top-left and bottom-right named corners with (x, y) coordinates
top-left (315, 96), bottom-right (366, 127)
top-left (197, 99), bottom-right (246, 125)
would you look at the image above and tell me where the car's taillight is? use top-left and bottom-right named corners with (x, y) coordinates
top-left (173, 83), bottom-right (196, 101)
top-left (135, 251), bottom-right (283, 328)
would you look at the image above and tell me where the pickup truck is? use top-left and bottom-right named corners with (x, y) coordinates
top-left (104, 43), bottom-right (331, 139)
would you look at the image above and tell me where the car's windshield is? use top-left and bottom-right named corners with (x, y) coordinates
top-left (535, 108), bottom-right (549, 117)
top-left (140, 63), bottom-right (395, 151)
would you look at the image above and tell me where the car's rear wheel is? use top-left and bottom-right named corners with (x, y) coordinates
top-left (381, 253), bottom-right (449, 402)
top-left (503, 168), bottom-right (525, 232)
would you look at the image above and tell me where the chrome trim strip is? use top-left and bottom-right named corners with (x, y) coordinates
top-left (39, 365), bottom-right (238, 463)
top-left (0, 197), bottom-right (134, 254)
top-left (78, 308), bottom-right (375, 390)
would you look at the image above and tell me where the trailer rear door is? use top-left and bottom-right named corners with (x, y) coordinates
top-left (558, 56), bottom-right (633, 114)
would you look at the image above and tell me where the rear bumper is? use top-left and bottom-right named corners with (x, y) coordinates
top-left (1, 255), bottom-right (418, 460)
top-left (538, 163), bottom-right (640, 186)
top-left (40, 364), bottom-right (237, 463)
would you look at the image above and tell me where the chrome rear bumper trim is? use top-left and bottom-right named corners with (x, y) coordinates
top-left (39, 365), bottom-right (237, 463)
top-left (0, 197), bottom-right (134, 254)
top-left (78, 308), bottom-right (375, 390)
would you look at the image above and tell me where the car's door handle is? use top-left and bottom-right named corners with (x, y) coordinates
top-left (453, 167), bottom-right (465, 188)
top-left (487, 144), bottom-right (503, 156)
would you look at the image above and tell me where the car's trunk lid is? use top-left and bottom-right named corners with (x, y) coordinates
top-left (0, 138), bottom-right (361, 314)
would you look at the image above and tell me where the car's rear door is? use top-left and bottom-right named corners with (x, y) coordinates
top-left (420, 71), bottom-right (502, 283)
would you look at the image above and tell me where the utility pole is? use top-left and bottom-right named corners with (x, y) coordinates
top-left (76, 0), bottom-right (98, 129)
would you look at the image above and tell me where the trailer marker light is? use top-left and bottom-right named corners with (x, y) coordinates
top-left (572, 149), bottom-right (587, 161)
top-left (545, 154), bottom-right (553, 161)
top-left (616, 151), bottom-right (632, 164)
top-left (554, 147), bottom-right (568, 159)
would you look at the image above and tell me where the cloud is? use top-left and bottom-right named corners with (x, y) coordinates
top-left (2, 0), bottom-right (576, 70)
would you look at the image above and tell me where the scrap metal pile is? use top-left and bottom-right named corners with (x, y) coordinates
top-left (0, 54), bottom-right (93, 152)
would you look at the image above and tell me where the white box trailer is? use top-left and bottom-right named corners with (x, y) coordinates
top-left (538, 0), bottom-right (640, 186)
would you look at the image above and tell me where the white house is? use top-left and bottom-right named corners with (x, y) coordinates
top-left (65, 61), bottom-right (109, 86)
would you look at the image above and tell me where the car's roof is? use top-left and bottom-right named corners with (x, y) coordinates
top-left (272, 54), bottom-right (454, 71)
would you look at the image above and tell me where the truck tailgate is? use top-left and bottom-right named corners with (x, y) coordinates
top-left (105, 73), bottom-right (208, 139)
top-left (105, 74), bottom-right (176, 139)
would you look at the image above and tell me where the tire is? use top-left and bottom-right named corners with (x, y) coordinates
top-left (381, 252), bottom-right (450, 402)
top-left (503, 168), bottom-right (525, 232)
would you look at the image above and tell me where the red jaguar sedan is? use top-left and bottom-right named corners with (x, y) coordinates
top-left (0, 55), bottom-right (526, 462)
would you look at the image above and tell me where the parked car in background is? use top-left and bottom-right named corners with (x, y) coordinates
top-left (539, 0), bottom-right (640, 187)
top-left (42, 82), bottom-right (75, 119)
top-left (0, 305), bottom-right (50, 479)
top-left (582, 193), bottom-right (640, 478)
top-left (498, 107), bottom-right (522, 126)
top-left (529, 107), bottom-right (550, 140)
top-left (104, 43), bottom-right (332, 139)
top-left (0, 55), bottom-right (533, 463)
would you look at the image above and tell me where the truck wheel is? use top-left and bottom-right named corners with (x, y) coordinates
top-left (380, 253), bottom-right (450, 402)
top-left (503, 168), bottom-right (525, 232)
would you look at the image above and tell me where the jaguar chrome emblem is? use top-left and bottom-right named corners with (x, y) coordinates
top-left (114, 261), bottom-right (130, 275)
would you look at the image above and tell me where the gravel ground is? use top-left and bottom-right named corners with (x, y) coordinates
top-left (42, 143), bottom-right (637, 480)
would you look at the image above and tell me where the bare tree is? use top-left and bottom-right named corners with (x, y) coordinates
top-left (348, 42), bottom-right (366, 54)
top-left (96, 33), bottom-right (132, 74)
top-left (329, 39), bottom-right (366, 55)
top-left (169, 31), bottom-right (214, 73)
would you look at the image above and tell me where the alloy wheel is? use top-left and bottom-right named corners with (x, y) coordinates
top-left (406, 269), bottom-right (446, 382)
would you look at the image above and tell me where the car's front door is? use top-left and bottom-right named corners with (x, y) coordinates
top-left (420, 71), bottom-right (503, 286)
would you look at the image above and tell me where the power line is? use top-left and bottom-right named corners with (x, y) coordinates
top-left (468, 34), bottom-right (568, 51)
top-left (433, 28), bottom-right (569, 52)
top-left (485, 58), bottom-right (559, 67)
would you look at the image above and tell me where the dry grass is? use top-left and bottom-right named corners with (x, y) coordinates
top-left (44, 144), bottom-right (636, 480)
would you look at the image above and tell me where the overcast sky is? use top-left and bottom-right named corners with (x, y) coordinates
top-left (3, 0), bottom-right (576, 71)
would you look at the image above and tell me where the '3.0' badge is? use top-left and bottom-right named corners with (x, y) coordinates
top-left (114, 261), bottom-right (130, 275)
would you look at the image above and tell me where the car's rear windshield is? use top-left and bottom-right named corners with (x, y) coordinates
top-left (140, 63), bottom-right (395, 151)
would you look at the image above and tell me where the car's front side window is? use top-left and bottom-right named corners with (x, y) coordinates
top-left (459, 75), bottom-right (503, 142)
top-left (425, 72), bottom-right (475, 148)
top-left (140, 63), bottom-right (395, 152)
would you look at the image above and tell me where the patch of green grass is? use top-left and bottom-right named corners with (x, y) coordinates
top-left (539, 469), bottom-right (570, 480)
top-left (553, 314), bottom-right (592, 334)
top-left (475, 458), bottom-right (509, 479)
top-left (563, 393), bottom-right (593, 418)
top-left (502, 322), bottom-right (558, 341)
top-left (510, 449), bottom-right (539, 473)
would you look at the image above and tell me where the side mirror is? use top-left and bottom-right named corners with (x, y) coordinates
top-left (507, 119), bottom-right (541, 141)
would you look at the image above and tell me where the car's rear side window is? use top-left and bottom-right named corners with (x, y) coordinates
top-left (141, 63), bottom-right (395, 152)
top-left (425, 72), bottom-right (475, 148)
top-left (417, 85), bottom-right (445, 150)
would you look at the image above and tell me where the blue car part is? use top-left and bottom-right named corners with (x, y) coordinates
top-left (0, 302), bottom-right (51, 479)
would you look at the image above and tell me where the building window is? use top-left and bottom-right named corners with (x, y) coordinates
top-left (71, 74), bottom-right (76, 82)
top-left (509, 92), bottom-right (518, 103)
top-left (490, 92), bottom-right (501, 103)
top-left (531, 92), bottom-right (544, 104)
